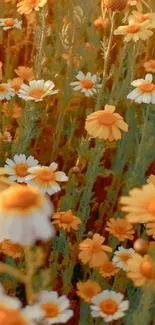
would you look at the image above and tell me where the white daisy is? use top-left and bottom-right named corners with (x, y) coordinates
top-left (5, 154), bottom-right (39, 183)
top-left (0, 294), bottom-right (35, 325)
top-left (90, 290), bottom-right (129, 323)
top-left (0, 184), bottom-right (55, 245)
top-left (18, 80), bottom-right (58, 102)
top-left (36, 290), bottom-right (74, 324)
top-left (127, 74), bottom-right (155, 104)
top-left (25, 162), bottom-right (68, 195)
top-left (0, 83), bottom-right (15, 100)
top-left (70, 71), bottom-right (101, 97)
top-left (112, 246), bottom-right (135, 271)
top-left (0, 131), bottom-right (12, 142)
top-left (0, 18), bottom-right (22, 30)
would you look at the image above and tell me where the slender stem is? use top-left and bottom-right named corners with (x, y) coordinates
top-left (24, 247), bottom-right (35, 304)
top-left (35, 7), bottom-right (46, 79)
top-left (51, 25), bottom-right (76, 161)
top-left (0, 262), bottom-right (26, 283)
top-left (95, 11), bottom-right (116, 111)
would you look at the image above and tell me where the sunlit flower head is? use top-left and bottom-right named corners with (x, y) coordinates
top-left (5, 154), bottom-right (39, 183)
top-left (127, 253), bottom-right (155, 286)
top-left (0, 239), bottom-right (23, 258)
top-left (0, 294), bottom-right (36, 325)
top-left (25, 163), bottom-right (68, 195)
top-left (146, 222), bottom-right (155, 239)
top-left (129, 11), bottom-right (155, 29)
top-left (0, 83), bottom-right (15, 100)
top-left (127, 74), bottom-right (155, 104)
top-left (76, 280), bottom-right (101, 303)
top-left (15, 66), bottom-right (34, 82)
top-left (90, 290), bottom-right (129, 322)
top-left (113, 246), bottom-right (135, 271)
top-left (114, 19), bottom-right (153, 42)
top-left (144, 60), bottom-right (155, 73)
top-left (85, 105), bottom-right (128, 141)
top-left (99, 259), bottom-right (119, 277)
top-left (70, 71), bottom-right (101, 97)
top-left (17, 0), bottom-right (47, 15)
top-left (8, 78), bottom-right (23, 94)
top-left (36, 290), bottom-right (73, 324)
top-left (0, 131), bottom-right (12, 142)
top-left (103, 0), bottom-right (128, 11)
top-left (0, 184), bottom-right (55, 245)
top-left (0, 18), bottom-right (22, 30)
top-left (78, 233), bottom-right (112, 268)
top-left (105, 218), bottom-right (135, 241)
top-left (52, 209), bottom-right (81, 232)
top-left (18, 80), bottom-right (58, 102)
top-left (120, 183), bottom-right (155, 224)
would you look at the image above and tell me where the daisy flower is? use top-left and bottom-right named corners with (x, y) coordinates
top-left (78, 233), bottom-right (112, 268)
top-left (112, 246), bottom-right (135, 271)
top-left (76, 280), bottom-right (101, 303)
top-left (0, 83), bottom-right (15, 100)
top-left (0, 294), bottom-right (39, 325)
top-left (120, 183), bottom-right (155, 223)
top-left (25, 163), bottom-right (68, 195)
top-left (127, 253), bottom-right (155, 286)
top-left (90, 290), bottom-right (129, 322)
top-left (105, 218), bottom-right (135, 241)
top-left (0, 131), bottom-right (12, 142)
top-left (36, 290), bottom-right (73, 324)
top-left (15, 66), bottom-right (34, 82)
top-left (129, 11), bottom-right (155, 29)
top-left (70, 71), bottom-right (101, 97)
top-left (99, 259), bottom-right (119, 277)
top-left (0, 184), bottom-right (55, 245)
top-left (0, 18), bottom-right (22, 30)
top-left (144, 60), bottom-right (155, 73)
top-left (18, 80), bottom-right (58, 102)
top-left (8, 78), bottom-right (23, 94)
top-left (85, 105), bottom-right (128, 141)
top-left (17, 0), bottom-right (47, 15)
top-left (127, 74), bottom-right (155, 103)
top-left (5, 154), bottom-right (39, 183)
top-left (52, 209), bottom-right (81, 232)
top-left (114, 19), bottom-right (153, 42)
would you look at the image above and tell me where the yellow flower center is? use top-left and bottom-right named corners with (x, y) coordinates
top-left (126, 24), bottom-right (141, 33)
top-left (1, 185), bottom-right (40, 212)
top-left (138, 82), bottom-right (155, 93)
top-left (83, 287), bottom-right (95, 298)
top-left (29, 88), bottom-right (46, 99)
top-left (0, 306), bottom-right (28, 325)
top-left (60, 211), bottom-right (74, 224)
top-left (91, 242), bottom-right (102, 253)
top-left (0, 84), bottom-right (7, 94)
top-left (119, 252), bottom-right (131, 263)
top-left (4, 19), bottom-right (16, 27)
top-left (140, 260), bottom-right (152, 278)
top-left (97, 111), bottom-right (115, 125)
top-left (80, 79), bottom-right (94, 89)
top-left (116, 226), bottom-right (126, 234)
top-left (15, 163), bottom-right (29, 177)
top-left (99, 299), bottom-right (118, 315)
top-left (41, 302), bottom-right (60, 318)
top-left (35, 168), bottom-right (55, 182)
top-left (147, 200), bottom-right (155, 214)
top-left (100, 262), bottom-right (116, 273)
